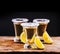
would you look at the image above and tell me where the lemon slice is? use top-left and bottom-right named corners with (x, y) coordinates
top-left (34, 36), bottom-right (45, 49)
top-left (20, 32), bottom-right (26, 43)
top-left (30, 33), bottom-right (36, 43)
top-left (43, 31), bottom-right (53, 44)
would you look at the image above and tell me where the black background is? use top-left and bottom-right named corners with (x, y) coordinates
top-left (0, 1), bottom-right (60, 36)
top-left (0, 11), bottom-right (60, 36)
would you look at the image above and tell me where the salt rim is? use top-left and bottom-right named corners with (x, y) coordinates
top-left (21, 22), bottom-right (39, 27)
top-left (33, 19), bottom-right (50, 24)
top-left (12, 18), bottom-right (28, 23)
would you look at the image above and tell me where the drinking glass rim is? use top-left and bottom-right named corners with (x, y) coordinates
top-left (21, 22), bottom-right (39, 27)
top-left (33, 19), bottom-right (50, 24)
top-left (12, 18), bottom-right (28, 23)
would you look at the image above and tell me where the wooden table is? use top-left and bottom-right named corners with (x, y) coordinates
top-left (0, 36), bottom-right (60, 54)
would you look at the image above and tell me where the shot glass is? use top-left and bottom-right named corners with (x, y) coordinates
top-left (33, 19), bottom-right (50, 37)
top-left (12, 18), bottom-right (28, 42)
top-left (21, 22), bottom-right (39, 45)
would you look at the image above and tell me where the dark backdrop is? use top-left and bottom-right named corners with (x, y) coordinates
top-left (0, 12), bottom-right (60, 36)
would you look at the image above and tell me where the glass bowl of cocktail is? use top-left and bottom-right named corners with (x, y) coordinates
top-left (21, 22), bottom-right (39, 48)
top-left (33, 19), bottom-right (53, 44)
top-left (12, 18), bottom-right (28, 42)
top-left (33, 19), bottom-right (50, 37)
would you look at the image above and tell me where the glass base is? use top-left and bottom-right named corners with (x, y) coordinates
top-left (14, 37), bottom-right (20, 42)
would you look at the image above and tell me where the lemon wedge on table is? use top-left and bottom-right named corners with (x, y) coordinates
top-left (34, 36), bottom-right (45, 49)
top-left (43, 31), bottom-right (53, 44)
top-left (20, 32), bottom-right (26, 43)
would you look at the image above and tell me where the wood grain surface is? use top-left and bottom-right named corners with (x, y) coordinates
top-left (0, 36), bottom-right (60, 53)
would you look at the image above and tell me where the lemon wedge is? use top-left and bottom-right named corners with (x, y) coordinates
top-left (20, 32), bottom-right (26, 43)
top-left (34, 36), bottom-right (45, 49)
top-left (43, 31), bottom-right (53, 44)
top-left (30, 33), bottom-right (36, 44)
